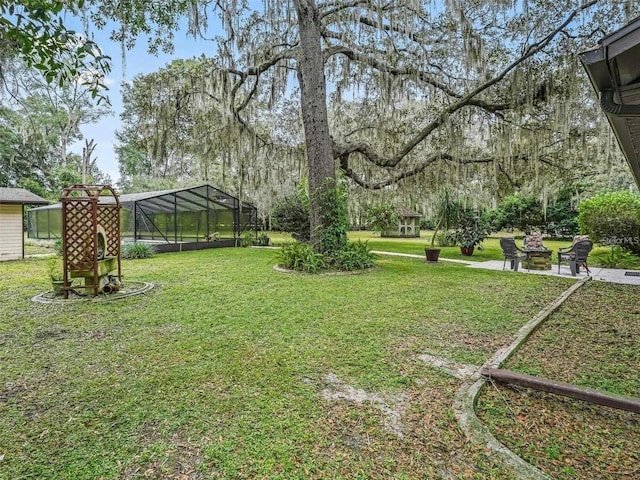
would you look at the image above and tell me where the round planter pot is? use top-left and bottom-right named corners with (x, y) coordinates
top-left (460, 246), bottom-right (475, 256)
top-left (425, 248), bottom-right (441, 262)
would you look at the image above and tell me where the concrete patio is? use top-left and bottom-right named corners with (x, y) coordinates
top-left (371, 251), bottom-right (640, 286)
top-left (466, 260), bottom-right (640, 285)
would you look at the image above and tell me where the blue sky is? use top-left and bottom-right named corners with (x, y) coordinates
top-left (67, 19), bottom-right (216, 184)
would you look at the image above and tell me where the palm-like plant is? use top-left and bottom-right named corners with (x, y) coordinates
top-left (429, 188), bottom-right (463, 248)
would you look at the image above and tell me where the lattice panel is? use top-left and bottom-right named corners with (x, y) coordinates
top-left (64, 201), bottom-right (95, 272)
top-left (97, 205), bottom-right (120, 257)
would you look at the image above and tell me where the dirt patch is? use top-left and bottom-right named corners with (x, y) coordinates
top-left (0, 382), bottom-right (27, 403)
top-left (320, 373), bottom-right (407, 439)
top-left (34, 327), bottom-right (72, 340)
top-left (314, 376), bottom-right (513, 478)
top-left (419, 352), bottom-right (479, 379)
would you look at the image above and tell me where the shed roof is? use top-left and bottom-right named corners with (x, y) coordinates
top-left (579, 16), bottom-right (640, 189)
top-left (0, 187), bottom-right (49, 205)
top-left (396, 207), bottom-right (421, 218)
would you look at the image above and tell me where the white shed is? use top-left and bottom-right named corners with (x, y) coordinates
top-left (0, 188), bottom-right (49, 260)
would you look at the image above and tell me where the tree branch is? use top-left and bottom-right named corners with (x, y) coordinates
top-left (341, 152), bottom-right (570, 189)
top-left (333, 0), bottom-right (598, 169)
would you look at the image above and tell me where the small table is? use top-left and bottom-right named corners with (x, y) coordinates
top-left (523, 249), bottom-right (553, 270)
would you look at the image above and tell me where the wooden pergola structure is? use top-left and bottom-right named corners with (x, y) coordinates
top-left (61, 185), bottom-right (122, 297)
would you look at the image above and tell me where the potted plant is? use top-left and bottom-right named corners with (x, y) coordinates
top-left (426, 188), bottom-right (462, 262)
top-left (453, 212), bottom-right (488, 256)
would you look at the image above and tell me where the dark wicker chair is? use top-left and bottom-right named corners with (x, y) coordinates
top-left (500, 237), bottom-right (527, 272)
top-left (558, 239), bottom-right (593, 276)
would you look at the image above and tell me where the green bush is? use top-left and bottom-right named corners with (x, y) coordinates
top-left (591, 246), bottom-right (640, 269)
top-left (452, 212), bottom-right (488, 249)
top-left (239, 230), bottom-right (271, 247)
top-left (271, 193), bottom-right (310, 242)
top-left (491, 195), bottom-right (543, 234)
top-left (277, 242), bottom-right (326, 273)
top-left (419, 218), bottom-right (435, 230)
top-left (545, 188), bottom-right (579, 238)
top-left (578, 191), bottom-right (640, 254)
top-left (365, 204), bottom-right (399, 235)
top-left (277, 240), bottom-right (377, 273)
top-left (46, 255), bottom-right (63, 281)
top-left (121, 242), bottom-right (156, 259)
top-left (255, 232), bottom-right (270, 246)
top-left (331, 240), bottom-right (377, 271)
top-left (435, 231), bottom-right (458, 247)
top-left (240, 230), bottom-right (253, 247)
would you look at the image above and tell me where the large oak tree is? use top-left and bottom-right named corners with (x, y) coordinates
top-left (4, 0), bottom-right (639, 245)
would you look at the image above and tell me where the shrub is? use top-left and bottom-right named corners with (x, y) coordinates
top-left (591, 246), bottom-right (640, 269)
top-left (255, 232), bottom-right (270, 246)
top-left (240, 230), bottom-right (255, 247)
top-left (277, 242), bottom-right (325, 273)
top-left (121, 242), bottom-right (156, 259)
top-left (419, 218), bottom-right (435, 230)
top-left (545, 188), bottom-right (579, 238)
top-left (452, 212), bottom-right (488, 249)
top-left (578, 191), bottom-right (640, 254)
top-left (364, 204), bottom-right (399, 235)
top-left (46, 255), bottom-right (63, 281)
top-left (435, 231), bottom-right (458, 247)
top-left (331, 241), bottom-right (377, 271)
top-left (492, 195), bottom-right (543, 234)
top-left (240, 230), bottom-right (271, 247)
top-left (271, 193), bottom-right (310, 242)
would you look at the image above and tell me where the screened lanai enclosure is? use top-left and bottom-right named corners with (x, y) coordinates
top-left (28, 185), bottom-right (258, 252)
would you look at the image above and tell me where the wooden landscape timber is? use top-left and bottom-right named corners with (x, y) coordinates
top-left (481, 367), bottom-right (640, 414)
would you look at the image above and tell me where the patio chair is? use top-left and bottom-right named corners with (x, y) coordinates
top-left (557, 238), bottom-right (593, 276)
top-left (500, 237), bottom-right (527, 272)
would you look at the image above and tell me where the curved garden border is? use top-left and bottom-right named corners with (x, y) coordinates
top-left (31, 281), bottom-right (155, 304)
top-left (272, 265), bottom-right (376, 276)
top-left (453, 278), bottom-right (590, 479)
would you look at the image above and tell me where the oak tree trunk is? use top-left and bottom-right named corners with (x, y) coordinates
top-left (293, 0), bottom-right (336, 251)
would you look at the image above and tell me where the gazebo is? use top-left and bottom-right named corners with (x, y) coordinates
top-left (0, 188), bottom-right (49, 260)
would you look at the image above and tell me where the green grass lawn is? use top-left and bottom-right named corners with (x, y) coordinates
top-left (1, 248), bottom-right (572, 479)
top-left (1, 247), bottom-right (637, 479)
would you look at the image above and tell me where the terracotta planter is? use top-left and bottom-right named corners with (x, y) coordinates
top-left (425, 248), bottom-right (441, 262)
top-left (460, 246), bottom-right (475, 256)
